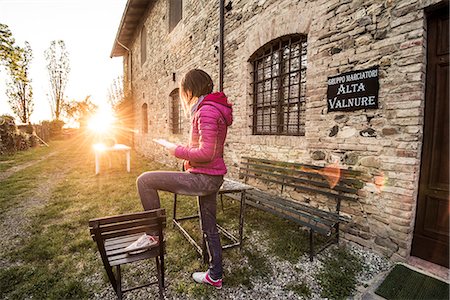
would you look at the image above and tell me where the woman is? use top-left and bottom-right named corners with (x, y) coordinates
top-left (135, 69), bottom-right (233, 289)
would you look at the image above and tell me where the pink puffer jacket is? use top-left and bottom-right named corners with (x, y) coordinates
top-left (174, 92), bottom-right (233, 175)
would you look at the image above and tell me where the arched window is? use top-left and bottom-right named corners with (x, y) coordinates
top-left (141, 26), bottom-right (147, 65)
top-left (141, 103), bottom-right (148, 134)
top-left (249, 34), bottom-right (307, 136)
top-left (170, 89), bottom-right (182, 134)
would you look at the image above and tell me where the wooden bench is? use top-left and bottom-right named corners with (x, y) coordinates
top-left (89, 209), bottom-right (166, 300)
top-left (239, 157), bottom-right (363, 261)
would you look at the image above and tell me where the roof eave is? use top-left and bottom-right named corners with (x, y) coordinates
top-left (110, 0), bottom-right (152, 58)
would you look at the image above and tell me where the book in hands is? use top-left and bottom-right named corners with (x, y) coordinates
top-left (153, 138), bottom-right (176, 149)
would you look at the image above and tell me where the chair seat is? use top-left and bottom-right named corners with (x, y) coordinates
top-left (104, 233), bottom-right (163, 267)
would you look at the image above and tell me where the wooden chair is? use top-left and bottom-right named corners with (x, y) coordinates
top-left (89, 209), bottom-right (166, 299)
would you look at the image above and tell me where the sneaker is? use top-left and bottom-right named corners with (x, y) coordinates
top-left (192, 270), bottom-right (222, 289)
top-left (124, 234), bottom-right (159, 255)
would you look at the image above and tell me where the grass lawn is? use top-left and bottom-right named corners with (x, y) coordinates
top-left (0, 135), bottom-right (374, 299)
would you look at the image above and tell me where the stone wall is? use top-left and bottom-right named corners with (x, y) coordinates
top-left (126, 0), bottom-right (445, 261)
top-left (129, 0), bottom-right (221, 167)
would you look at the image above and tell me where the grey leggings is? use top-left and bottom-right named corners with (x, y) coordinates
top-left (136, 171), bottom-right (224, 280)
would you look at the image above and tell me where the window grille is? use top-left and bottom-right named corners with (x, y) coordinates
top-left (141, 103), bottom-right (148, 134)
top-left (170, 89), bottom-right (182, 134)
top-left (250, 34), bottom-right (307, 136)
top-left (169, 0), bottom-right (182, 32)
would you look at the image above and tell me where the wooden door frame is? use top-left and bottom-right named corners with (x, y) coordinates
top-left (410, 2), bottom-right (449, 266)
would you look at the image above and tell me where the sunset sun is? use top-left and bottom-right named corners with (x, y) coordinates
top-left (87, 109), bottom-right (116, 134)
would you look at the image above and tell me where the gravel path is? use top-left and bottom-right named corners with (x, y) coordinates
top-left (0, 152), bottom-right (63, 269)
top-left (87, 228), bottom-right (392, 300)
top-left (0, 151), bottom-right (57, 181)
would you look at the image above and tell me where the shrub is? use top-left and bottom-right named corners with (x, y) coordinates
top-left (49, 119), bottom-right (65, 139)
top-left (38, 119), bottom-right (66, 140)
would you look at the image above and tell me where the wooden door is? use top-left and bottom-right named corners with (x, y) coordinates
top-left (411, 6), bottom-right (449, 268)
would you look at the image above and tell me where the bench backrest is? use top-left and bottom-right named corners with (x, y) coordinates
top-left (240, 157), bottom-right (363, 212)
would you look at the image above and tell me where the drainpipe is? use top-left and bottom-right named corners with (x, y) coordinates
top-left (219, 0), bottom-right (225, 92)
top-left (117, 40), bottom-right (132, 93)
top-left (117, 40), bottom-right (134, 145)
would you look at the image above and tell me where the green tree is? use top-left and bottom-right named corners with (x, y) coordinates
top-left (45, 40), bottom-right (70, 120)
top-left (64, 96), bottom-right (97, 129)
top-left (107, 75), bottom-right (124, 109)
top-left (0, 23), bottom-right (20, 67)
top-left (6, 42), bottom-right (34, 124)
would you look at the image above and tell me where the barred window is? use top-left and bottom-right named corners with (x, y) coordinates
top-left (170, 89), bottom-right (182, 134)
top-left (141, 103), bottom-right (148, 134)
top-left (250, 34), bottom-right (307, 136)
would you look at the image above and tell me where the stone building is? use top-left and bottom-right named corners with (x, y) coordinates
top-left (111, 0), bottom-right (449, 268)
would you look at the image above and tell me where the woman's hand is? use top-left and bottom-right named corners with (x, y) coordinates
top-left (153, 138), bottom-right (177, 156)
top-left (166, 143), bottom-right (177, 156)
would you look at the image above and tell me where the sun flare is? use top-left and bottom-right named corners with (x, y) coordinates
top-left (88, 109), bottom-right (116, 134)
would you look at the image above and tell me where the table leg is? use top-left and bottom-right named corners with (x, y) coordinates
top-left (95, 151), bottom-right (100, 175)
top-left (126, 151), bottom-right (130, 172)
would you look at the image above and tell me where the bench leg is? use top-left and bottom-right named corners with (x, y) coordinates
top-left (309, 228), bottom-right (314, 262)
top-left (238, 191), bottom-right (246, 251)
top-left (334, 223), bottom-right (340, 244)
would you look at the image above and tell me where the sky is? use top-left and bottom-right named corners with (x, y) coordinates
top-left (0, 0), bottom-right (128, 123)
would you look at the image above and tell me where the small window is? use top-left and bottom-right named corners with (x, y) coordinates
top-left (141, 103), bottom-right (148, 134)
top-left (249, 34), bottom-right (307, 136)
top-left (170, 89), bottom-right (182, 134)
top-left (169, 0), bottom-right (182, 32)
top-left (141, 26), bottom-right (147, 65)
